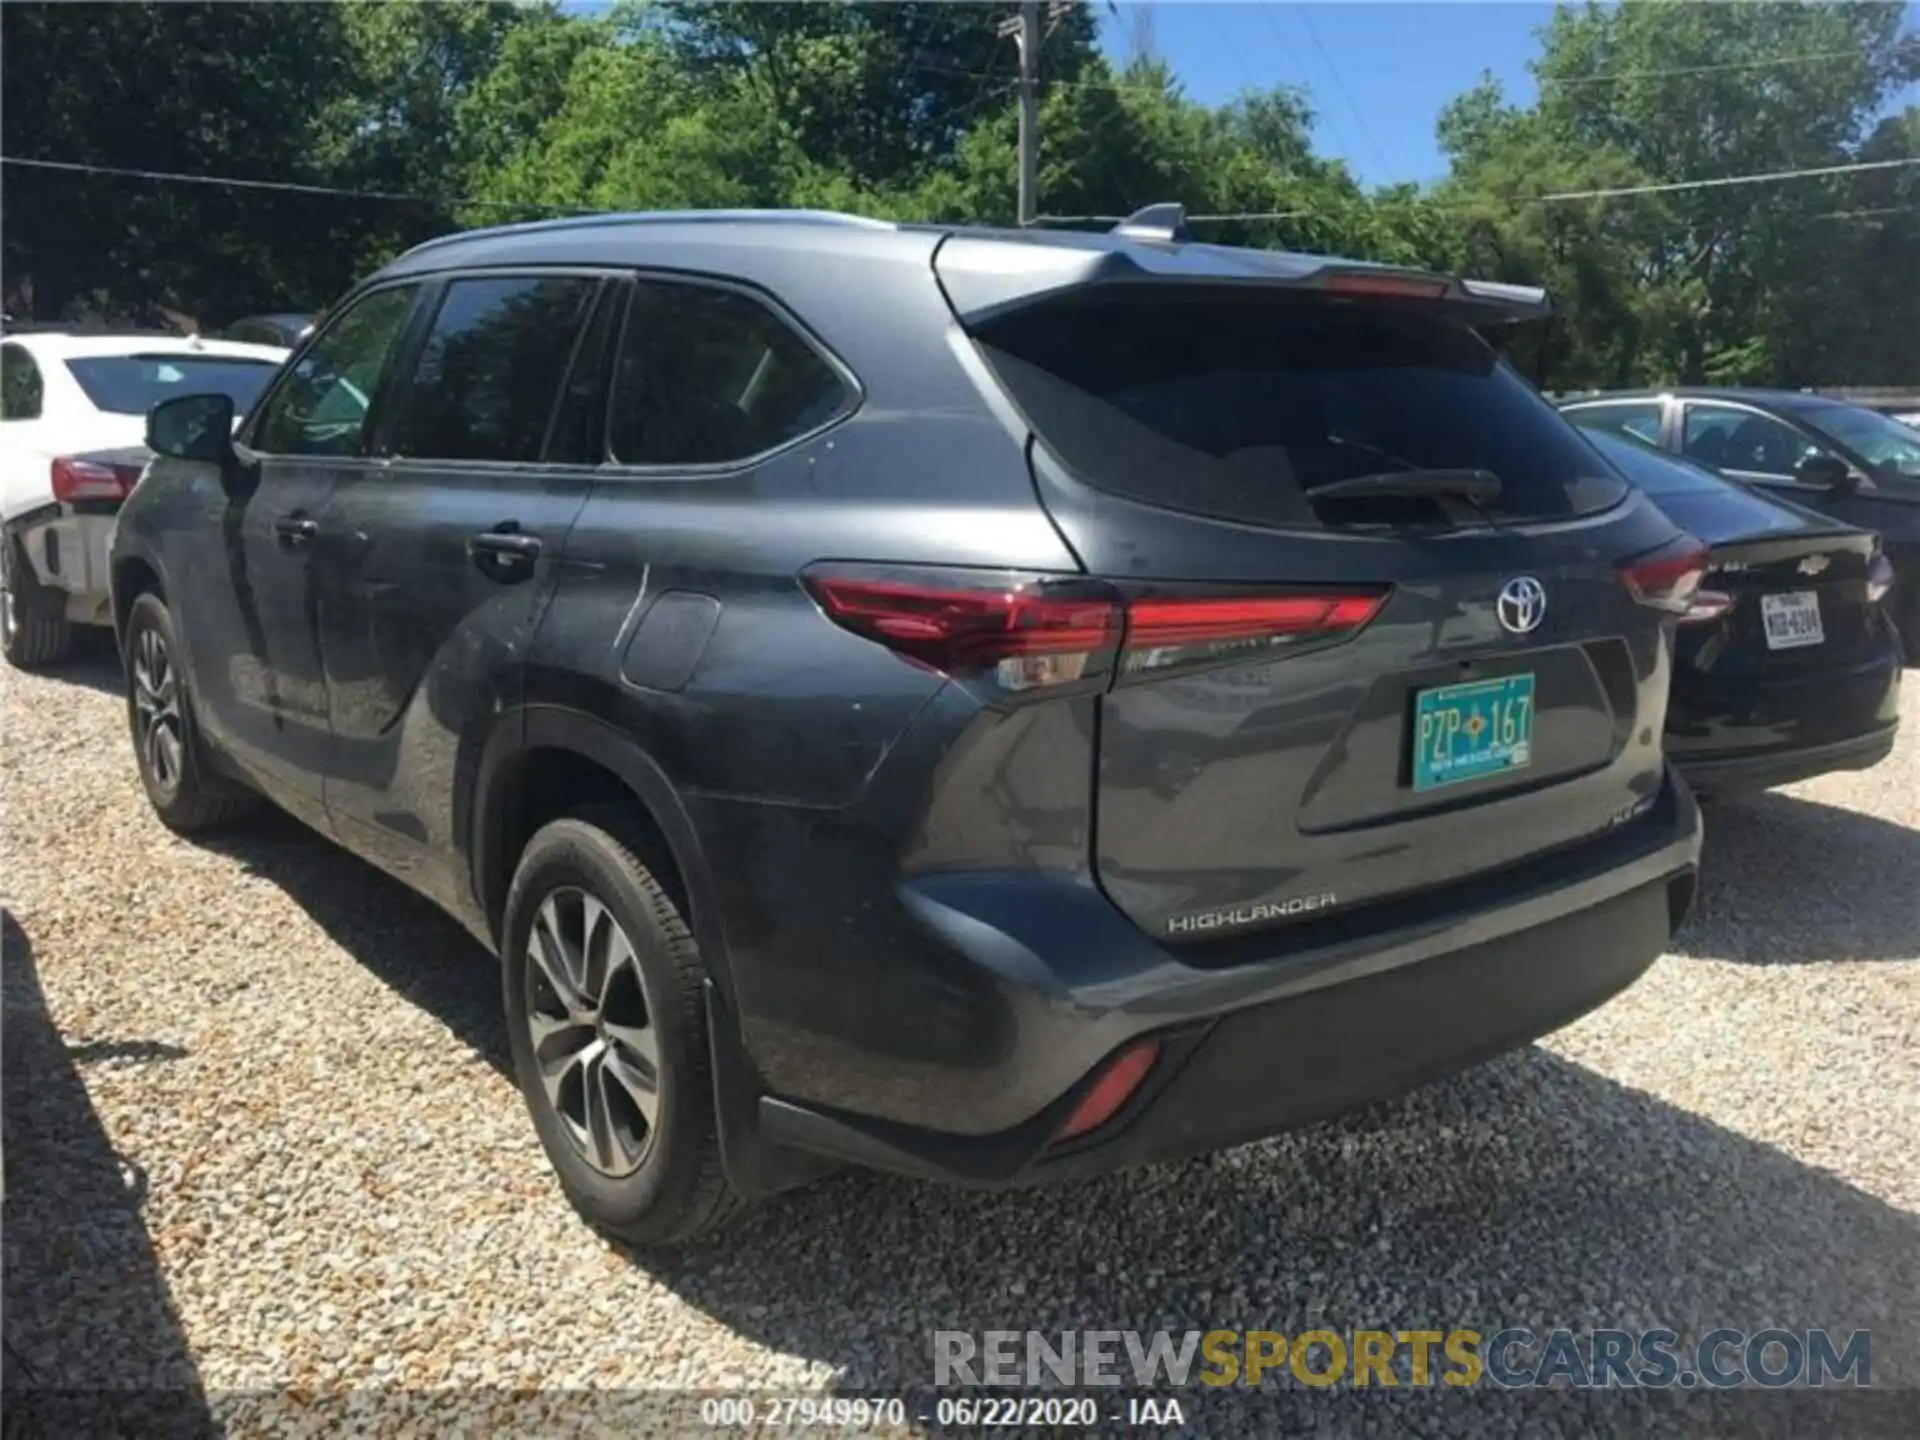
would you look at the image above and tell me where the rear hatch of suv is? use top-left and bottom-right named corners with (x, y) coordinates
top-left (936, 238), bottom-right (1698, 948)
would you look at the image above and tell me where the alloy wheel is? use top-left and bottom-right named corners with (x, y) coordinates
top-left (131, 624), bottom-right (185, 795)
top-left (524, 886), bottom-right (663, 1178)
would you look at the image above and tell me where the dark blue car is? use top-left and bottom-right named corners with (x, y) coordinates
top-left (1562, 388), bottom-right (1920, 662)
top-left (1581, 428), bottom-right (1901, 796)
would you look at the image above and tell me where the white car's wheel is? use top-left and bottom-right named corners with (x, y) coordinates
top-left (0, 535), bottom-right (71, 669)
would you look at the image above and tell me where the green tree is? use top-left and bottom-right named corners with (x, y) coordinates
top-left (1, 0), bottom-right (356, 322)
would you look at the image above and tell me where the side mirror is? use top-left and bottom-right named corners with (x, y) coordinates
top-left (1793, 451), bottom-right (1853, 491)
top-left (147, 392), bottom-right (236, 463)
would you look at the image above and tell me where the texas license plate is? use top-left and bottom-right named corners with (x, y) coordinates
top-left (1413, 674), bottom-right (1535, 792)
top-left (1761, 590), bottom-right (1824, 650)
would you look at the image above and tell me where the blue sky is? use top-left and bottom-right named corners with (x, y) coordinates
top-left (1096, 2), bottom-right (1920, 187)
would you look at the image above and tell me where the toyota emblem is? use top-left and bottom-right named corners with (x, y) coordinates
top-left (1496, 576), bottom-right (1547, 635)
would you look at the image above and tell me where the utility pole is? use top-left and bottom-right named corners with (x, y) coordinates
top-left (1016, 1), bottom-right (1040, 226)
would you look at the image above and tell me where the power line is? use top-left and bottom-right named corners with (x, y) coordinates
top-left (1291, 5), bottom-right (1391, 177)
top-left (13, 150), bottom-right (1916, 227)
top-left (910, 58), bottom-right (1176, 97)
top-left (1039, 155), bottom-right (1920, 224)
top-left (1535, 155), bottom-right (1920, 202)
top-left (1540, 49), bottom-right (1877, 87)
top-left (0, 155), bottom-right (590, 213)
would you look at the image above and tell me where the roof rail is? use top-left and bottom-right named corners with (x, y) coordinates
top-left (1112, 203), bottom-right (1189, 243)
top-left (399, 207), bottom-right (895, 262)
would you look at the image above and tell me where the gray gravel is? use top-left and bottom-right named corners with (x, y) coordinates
top-left (4, 637), bottom-right (1916, 1433)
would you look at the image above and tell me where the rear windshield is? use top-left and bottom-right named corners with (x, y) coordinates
top-left (1582, 428), bottom-right (1727, 497)
top-left (972, 289), bottom-right (1626, 528)
top-left (66, 354), bottom-right (280, 416)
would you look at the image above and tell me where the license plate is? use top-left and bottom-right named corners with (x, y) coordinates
top-left (1413, 674), bottom-right (1535, 792)
top-left (1761, 590), bottom-right (1824, 650)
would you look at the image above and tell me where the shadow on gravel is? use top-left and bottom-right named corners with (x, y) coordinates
top-left (18, 627), bottom-right (124, 697)
top-left (164, 801), bottom-right (1920, 1430)
top-left (193, 810), bottom-right (512, 1071)
top-left (636, 1048), bottom-right (1919, 1429)
top-left (2, 909), bottom-right (216, 1437)
top-left (1674, 790), bottom-right (1920, 963)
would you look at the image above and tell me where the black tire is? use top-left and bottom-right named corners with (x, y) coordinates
top-left (502, 806), bottom-right (747, 1246)
top-left (123, 592), bottom-right (258, 833)
top-left (1, 534), bottom-right (72, 668)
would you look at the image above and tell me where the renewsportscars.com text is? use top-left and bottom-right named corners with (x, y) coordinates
top-left (933, 1328), bottom-right (1872, 1389)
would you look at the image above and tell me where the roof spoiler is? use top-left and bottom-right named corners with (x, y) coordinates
top-left (936, 226), bottom-right (1553, 327)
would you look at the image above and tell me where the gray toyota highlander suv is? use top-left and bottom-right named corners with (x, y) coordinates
top-left (112, 206), bottom-right (1703, 1244)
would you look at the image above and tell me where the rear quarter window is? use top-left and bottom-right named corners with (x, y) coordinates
top-left (971, 288), bottom-right (1626, 528)
top-left (608, 281), bottom-right (853, 467)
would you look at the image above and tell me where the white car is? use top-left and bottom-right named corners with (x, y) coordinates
top-left (0, 330), bottom-right (287, 666)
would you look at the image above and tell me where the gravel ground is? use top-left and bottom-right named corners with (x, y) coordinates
top-left (4, 636), bottom-right (1917, 1434)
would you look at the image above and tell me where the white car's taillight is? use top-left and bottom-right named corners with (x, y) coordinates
top-left (51, 456), bottom-right (142, 503)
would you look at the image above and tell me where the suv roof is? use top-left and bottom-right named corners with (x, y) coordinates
top-left (384, 205), bottom-right (1551, 325)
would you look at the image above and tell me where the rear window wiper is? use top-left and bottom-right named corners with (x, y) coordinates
top-left (1307, 469), bottom-right (1504, 503)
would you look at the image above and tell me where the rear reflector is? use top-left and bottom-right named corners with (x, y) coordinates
top-left (1621, 539), bottom-right (1711, 616)
top-left (1054, 1039), bottom-right (1160, 1143)
top-left (805, 566), bottom-right (1387, 690)
top-left (51, 456), bottom-right (142, 503)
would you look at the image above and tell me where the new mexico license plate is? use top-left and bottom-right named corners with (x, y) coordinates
top-left (1413, 674), bottom-right (1535, 792)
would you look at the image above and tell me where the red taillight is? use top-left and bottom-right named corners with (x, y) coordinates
top-left (1054, 1038), bottom-right (1160, 1143)
top-left (1121, 590), bottom-right (1386, 676)
top-left (51, 457), bottom-right (141, 503)
top-left (803, 568), bottom-right (1122, 690)
top-left (1621, 539), bottom-right (1711, 615)
top-left (804, 566), bottom-right (1387, 690)
top-left (1322, 270), bottom-right (1450, 301)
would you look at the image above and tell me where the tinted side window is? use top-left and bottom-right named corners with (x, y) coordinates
top-left (1566, 401), bottom-right (1663, 446)
top-left (609, 282), bottom-right (851, 466)
top-left (1683, 403), bottom-right (1824, 475)
top-left (1, 344), bottom-right (43, 420)
top-left (252, 286), bottom-right (419, 457)
top-left (388, 276), bottom-right (596, 463)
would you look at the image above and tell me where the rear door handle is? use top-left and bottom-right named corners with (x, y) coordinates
top-left (273, 515), bottom-right (318, 548)
top-left (468, 526), bottom-right (543, 580)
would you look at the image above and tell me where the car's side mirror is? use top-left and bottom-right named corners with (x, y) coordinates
top-left (1793, 451), bottom-right (1853, 491)
top-left (147, 392), bottom-right (236, 464)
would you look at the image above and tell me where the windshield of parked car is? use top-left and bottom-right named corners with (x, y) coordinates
top-left (65, 354), bottom-right (280, 416)
top-left (1582, 427), bottom-right (1729, 497)
top-left (971, 287), bottom-right (1627, 529)
top-left (1796, 402), bottom-right (1920, 477)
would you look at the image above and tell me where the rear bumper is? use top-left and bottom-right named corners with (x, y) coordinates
top-left (1678, 722), bottom-right (1898, 796)
top-left (1666, 649), bottom-right (1902, 796)
top-left (12, 507), bottom-right (116, 624)
top-left (747, 770), bottom-right (1701, 1189)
